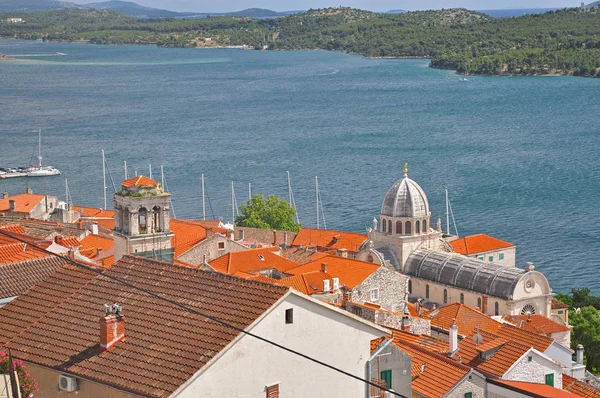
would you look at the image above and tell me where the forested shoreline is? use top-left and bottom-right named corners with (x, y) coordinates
top-left (2, 6), bottom-right (600, 77)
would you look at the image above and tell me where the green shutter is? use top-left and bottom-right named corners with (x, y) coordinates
top-left (464, 393), bottom-right (472, 398)
top-left (380, 370), bottom-right (392, 389)
top-left (545, 373), bottom-right (554, 386)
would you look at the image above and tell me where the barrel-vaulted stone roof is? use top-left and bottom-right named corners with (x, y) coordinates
top-left (405, 249), bottom-right (530, 299)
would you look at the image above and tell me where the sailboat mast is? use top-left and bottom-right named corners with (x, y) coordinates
top-left (160, 165), bottom-right (165, 188)
top-left (149, 164), bottom-right (152, 180)
top-left (316, 176), bottom-right (319, 229)
top-left (231, 181), bottom-right (235, 224)
top-left (37, 129), bottom-right (42, 168)
top-left (124, 160), bottom-right (128, 180)
top-left (445, 187), bottom-right (450, 235)
top-left (65, 178), bottom-right (69, 205)
top-left (287, 171), bottom-right (292, 204)
top-left (201, 174), bottom-right (206, 221)
top-left (102, 150), bottom-right (107, 210)
top-left (248, 183), bottom-right (252, 201)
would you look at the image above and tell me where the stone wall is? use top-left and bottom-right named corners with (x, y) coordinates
top-left (350, 267), bottom-right (409, 312)
top-left (504, 350), bottom-right (562, 387)
top-left (446, 371), bottom-right (487, 398)
top-left (178, 234), bottom-right (249, 265)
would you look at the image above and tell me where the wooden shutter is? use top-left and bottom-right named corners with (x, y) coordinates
top-left (266, 384), bottom-right (279, 398)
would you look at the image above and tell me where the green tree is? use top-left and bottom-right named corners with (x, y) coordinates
top-left (236, 194), bottom-right (301, 232)
top-left (570, 306), bottom-right (600, 373)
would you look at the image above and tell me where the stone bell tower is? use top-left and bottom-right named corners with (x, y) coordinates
top-left (113, 176), bottom-right (174, 262)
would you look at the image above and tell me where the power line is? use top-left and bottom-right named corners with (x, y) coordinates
top-left (0, 229), bottom-right (407, 397)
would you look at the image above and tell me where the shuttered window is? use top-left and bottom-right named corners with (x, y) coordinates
top-left (380, 370), bottom-right (392, 389)
top-left (546, 373), bottom-right (554, 387)
top-left (266, 384), bottom-right (279, 398)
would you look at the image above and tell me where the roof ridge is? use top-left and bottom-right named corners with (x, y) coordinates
top-left (395, 339), bottom-right (472, 372)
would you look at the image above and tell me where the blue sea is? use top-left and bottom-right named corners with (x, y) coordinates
top-left (1, 40), bottom-right (599, 294)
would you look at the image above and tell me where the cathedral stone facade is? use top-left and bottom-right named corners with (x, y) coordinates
top-left (356, 166), bottom-right (552, 317)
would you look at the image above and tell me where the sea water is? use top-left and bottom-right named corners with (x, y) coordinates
top-left (1, 40), bottom-right (599, 293)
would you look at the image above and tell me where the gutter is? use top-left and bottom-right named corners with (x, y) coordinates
top-left (367, 333), bottom-right (394, 397)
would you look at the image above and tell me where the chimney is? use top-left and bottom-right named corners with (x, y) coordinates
top-left (338, 248), bottom-right (348, 258)
top-left (343, 292), bottom-right (351, 302)
top-left (449, 318), bottom-right (458, 353)
top-left (283, 231), bottom-right (288, 247)
top-left (2, 192), bottom-right (7, 199)
top-left (321, 262), bottom-right (328, 273)
top-left (238, 229), bottom-right (244, 240)
top-left (8, 200), bottom-right (15, 211)
top-left (332, 277), bottom-right (339, 290)
top-left (100, 304), bottom-right (125, 351)
top-left (205, 227), bottom-right (213, 240)
top-left (481, 295), bottom-right (488, 314)
top-left (401, 315), bottom-right (410, 332)
top-left (55, 236), bottom-right (64, 245)
top-left (90, 223), bottom-right (99, 235)
top-left (436, 218), bottom-right (442, 232)
top-left (576, 344), bottom-right (584, 365)
top-left (26, 188), bottom-right (32, 194)
top-left (273, 230), bottom-right (277, 245)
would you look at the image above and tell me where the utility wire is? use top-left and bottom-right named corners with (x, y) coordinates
top-left (0, 229), bottom-right (406, 398)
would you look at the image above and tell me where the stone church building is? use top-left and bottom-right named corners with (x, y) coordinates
top-left (356, 165), bottom-right (552, 317)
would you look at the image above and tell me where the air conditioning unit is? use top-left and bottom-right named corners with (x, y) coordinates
top-left (59, 374), bottom-right (78, 392)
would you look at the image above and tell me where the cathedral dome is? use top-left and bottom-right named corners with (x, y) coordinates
top-left (381, 168), bottom-right (430, 218)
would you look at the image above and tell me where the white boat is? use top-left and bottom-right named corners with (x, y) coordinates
top-left (459, 67), bottom-right (469, 82)
top-left (26, 129), bottom-right (61, 177)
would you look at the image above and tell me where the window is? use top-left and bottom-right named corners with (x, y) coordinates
top-left (443, 289), bottom-right (448, 304)
top-left (266, 384), bottom-right (279, 398)
top-left (499, 252), bottom-right (505, 260)
top-left (477, 256), bottom-right (484, 261)
top-left (408, 280), bottom-right (412, 294)
top-left (285, 308), bottom-right (293, 324)
top-left (152, 206), bottom-right (161, 232)
top-left (495, 302), bottom-right (499, 316)
top-left (460, 293), bottom-right (464, 304)
top-left (488, 256), bottom-right (494, 262)
top-left (382, 219), bottom-right (387, 233)
top-left (464, 393), bottom-right (472, 398)
top-left (218, 241), bottom-right (225, 249)
top-left (425, 284), bottom-right (429, 299)
top-left (396, 221), bottom-right (402, 235)
top-left (477, 297), bottom-right (482, 309)
top-left (423, 219), bottom-right (427, 233)
top-left (558, 310), bottom-right (564, 314)
top-left (380, 370), bottom-right (392, 389)
top-left (138, 207), bottom-right (147, 234)
top-left (388, 220), bottom-right (392, 234)
top-left (415, 221), bottom-right (420, 234)
top-left (545, 373), bottom-right (554, 387)
top-left (370, 289), bottom-right (379, 301)
top-left (528, 356), bottom-right (533, 362)
top-left (405, 221), bottom-right (412, 235)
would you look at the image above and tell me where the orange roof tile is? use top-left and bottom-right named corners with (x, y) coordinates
top-left (493, 322), bottom-right (554, 353)
top-left (0, 224), bottom-right (26, 234)
top-left (491, 379), bottom-right (583, 398)
top-left (170, 218), bottom-right (228, 258)
top-left (552, 298), bottom-right (570, 309)
top-left (393, 340), bottom-right (473, 398)
top-left (100, 255), bottom-right (114, 268)
top-left (79, 234), bottom-right (113, 258)
top-left (0, 257), bottom-right (68, 299)
top-left (54, 236), bottom-right (81, 248)
top-left (371, 336), bottom-right (386, 352)
top-left (0, 240), bottom-right (52, 265)
top-left (74, 206), bottom-right (115, 218)
top-left (449, 234), bottom-right (514, 255)
top-left (209, 246), bottom-right (299, 275)
top-left (502, 314), bottom-right (571, 335)
top-left (0, 193), bottom-right (46, 213)
top-left (292, 228), bottom-right (367, 252)
top-left (429, 303), bottom-right (502, 336)
top-left (285, 255), bottom-right (381, 289)
top-left (563, 374), bottom-right (600, 398)
top-left (121, 175), bottom-right (160, 188)
top-left (391, 329), bottom-right (449, 353)
top-left (277, 270), bottom-right (333, 295)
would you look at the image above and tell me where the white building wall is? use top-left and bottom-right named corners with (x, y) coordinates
top-left (469, 247), bottom-right (516, 267)
top-left (175, 293), bottom-right (386, 398)
top-left (504, 351), bottom-right (562, 388)
top-left (488, 384), bottom-right (538, 398)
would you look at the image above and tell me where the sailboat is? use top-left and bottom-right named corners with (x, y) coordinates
top-left (459, 70), bottom-right (469, 82)
top-left (27, 129), bottom-right (61, 177)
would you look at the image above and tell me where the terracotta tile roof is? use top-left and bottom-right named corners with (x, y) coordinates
top-left (449, 233), bottom-right (514, 255)
top-left (291, 228), bottom-right (367, 252)
top-left (276, 270), bottom-right (333, 294)
top-left (491, 379), bottom-right (583, 398)
top-left (75, 206), bottom-right (115, 219)
top-left (0, 193), bottom-right (46, 213)
top-left (1, 255), bottom-right (290, 398)
top-left (563, 374), bottom-right (600, 398)
top-left (429, 303), bottom-right (502, 336)
top-left (170, 218), bottom-right (228, 258)
top-left (100, 255), bottom-right (114, 268)
top-left (370, 336), bottom-right (386, 352)
top-left (493, 322), bottom-right (554, 353)
top-left (0, 217), bottom-right (84, 239)
top-left (0, 264), bottom-right (99, 345)
top-left (54, 235), bottom-right (81, 248)
top-left (209, 246), bottom-right (299, 275)
top-left (80, 234), bottom-right (114, 256)
top-left (391, 329), bottom-right (449, 353)
top-left (246, 274), bottom-right (280, 284)
top-left (0, 256), bottom-right (69, 299)
top-left (393, 340), bottom-right (473, 398)
top-left (0, 231), bottom-right (54, 265)
top-left (121, 175), bottom-right (160, 188)
top-left (280, 246), bottom-right (332, 265)
top-left (502, 314), bottom-right (571, 335)
top-left (552, 298), bottom-right (570, 309)
top-left (407, 302), bottom-right (432, 317)
top-left (285, 255), bottom-right (381, 289)
top-left (0, 224), bottom-right (26, 234)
